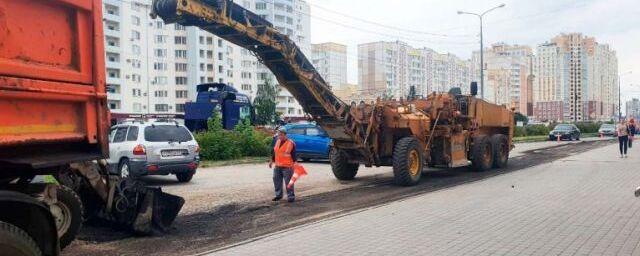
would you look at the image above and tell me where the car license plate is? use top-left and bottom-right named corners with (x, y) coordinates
top-left (162, 150), bottom-right (187, 157)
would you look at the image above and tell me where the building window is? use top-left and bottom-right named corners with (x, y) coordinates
top-left (131, 30), bottom-right (140, 40)
top-left (154, 76), bottom-right (167, 85)
top-left (107, 69), bottom-right (120, 78)
top-left (174, 36), bottom-right (187, 44)
top-left (154, 91), bottom-right (168, 97)
top-left (241, 84), bottom-right (252, 91)
top-left (132, 45), bottom-right (141, 55)
top-left (133, 103), bottom-right (142, 112)
top-left (131, 15), bottom-right (140, 26)
top-left (155, 49), bottom-right (167, 58)
top-left (256, 2), bottom-right (266, 9)
top-left (153, 62), bottom-right (167, 71)
top-left (176, 104), bottom-right (185, 113)
top-left (175, 50), bottom-right (187, 59)
top-left (176, 77), bottom-right (188, 85)
top-left (155, 104), bottom-right (169, 112)
top-left (176, 90), bottom-right (188, 99)
top-left (155, 35), bottom-right (167, 44)
top-left (175, 63), bottom-right (188, 72)
top-left (108, 100), bottom-right (121, 110)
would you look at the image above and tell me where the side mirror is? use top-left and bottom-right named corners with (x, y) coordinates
top-left (470, 82), bottom-right (478, 96)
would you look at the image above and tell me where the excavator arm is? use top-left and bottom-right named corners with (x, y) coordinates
top-left (152, 0), bottom-right (379, 165)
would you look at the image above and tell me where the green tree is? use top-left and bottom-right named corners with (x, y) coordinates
top-left (514, 112), bottom-right (529, 125)
top-left (253, 78), bottom-right (280, 125)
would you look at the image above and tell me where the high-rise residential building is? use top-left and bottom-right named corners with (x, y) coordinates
top-left (472, 43), bottom-right (533, 115)
top-left (532, 33), bottom-right (618, 122)
top-left (254, 0), bottom-right (311, 118)
top-left (103, 0), bottom-right (258, 120)
top-left (627, 98), bottom-right (640, 120)
top-left (358, 41), bottom-right (471, 100)
top-left (312, 42), bottom-right (348, 90)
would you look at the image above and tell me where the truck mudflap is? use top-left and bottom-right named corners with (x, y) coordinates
top-left (108, 179), bottom-right (184, 235)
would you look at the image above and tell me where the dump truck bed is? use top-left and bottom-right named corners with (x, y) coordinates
top-left (0, 0), bottom-right (109, 170)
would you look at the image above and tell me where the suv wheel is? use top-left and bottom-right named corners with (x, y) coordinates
top-left (176, 171), bottom-right (195, 183)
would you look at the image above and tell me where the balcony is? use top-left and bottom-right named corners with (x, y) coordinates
top-left (103, 28), bottom-right (121, 38)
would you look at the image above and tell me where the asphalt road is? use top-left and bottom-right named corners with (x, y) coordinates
top-left (63, 137), bottom-right (614, 256)
top-left (213, 141), bottom-right (640, 256)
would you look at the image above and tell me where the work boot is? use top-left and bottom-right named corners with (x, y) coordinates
top-left (272, 197), bottom-right (282, 201)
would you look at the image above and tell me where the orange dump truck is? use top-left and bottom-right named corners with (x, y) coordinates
top-left (0, 1), bottom-right (182, 255)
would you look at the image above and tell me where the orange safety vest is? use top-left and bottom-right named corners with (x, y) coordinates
top-left (274, 139), bottom-right (295, 168)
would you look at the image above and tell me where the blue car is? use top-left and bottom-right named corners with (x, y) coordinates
top-left (282, 123), bottom-right (331, 161)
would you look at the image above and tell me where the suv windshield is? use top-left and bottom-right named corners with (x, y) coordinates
top-left (601, 124), bottom-right (615, 129)
top-left (144, 125), bottom-right (193, 142)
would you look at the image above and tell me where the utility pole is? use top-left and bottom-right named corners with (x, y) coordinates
top-left (458, 4), bottom-right (506, 100)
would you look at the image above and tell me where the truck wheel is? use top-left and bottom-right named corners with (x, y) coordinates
top-left (330, 148), bottom-right (359, 180)
top-left (392, 137), bottom-right (423, 186)
top-left (51, 186), bottom-right (83, 249)
top-left (176, 171), bottom-right (195, 183)
top-left (471, 136), bottom-right (493, 172)
top-left (0, 221), bottom-right (41, 256)
top-left (490, 134), bottom-right (509, 168)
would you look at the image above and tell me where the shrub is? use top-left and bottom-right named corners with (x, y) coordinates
top-left (526, 124), bottom-right (550, 136)
top-left (515, 126), bottom-right (527, 137)
top-left (195, 113), bottom-right (272, 161)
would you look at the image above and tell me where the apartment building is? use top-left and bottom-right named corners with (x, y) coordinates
top-left (358, 41), bottom-right (471, 100)
top-left (532, 33), bottom-right (618, 122)
top-left (312, 42), bottom-right (348, 90)
top-left (254, 0), bottom-right (311, 118)
top-left (105, 0), bottom-right (325, 121)
top-left (472, 43), bottom-right (533, 114)
top-left (627, 98), bottom-right (640, 120)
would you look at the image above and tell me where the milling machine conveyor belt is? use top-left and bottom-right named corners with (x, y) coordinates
top-left (152, 0), bottom-right (358, 142)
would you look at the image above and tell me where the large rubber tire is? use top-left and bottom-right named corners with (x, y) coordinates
top-left (0, 221), bottom-right (41, 256)
top-left (52, 186), bottom-right (84, 249)
top-left (330, 148), bottom-right (359, 180)
top-left (490, 134), bottom-right (509, 168)
top-left (176, 171), bottom-right (195, 183)
top-left (392, 137), bottom-right (424, 186)
top-left (471, 136), bottom-right (493, 172)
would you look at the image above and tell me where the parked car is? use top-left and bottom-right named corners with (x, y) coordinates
top-left (549, 124), bottom-right (581, 141)
top-left (282, 123), bottom-right (332, 161)
top-left (598, 124), bottom-right (617, 137)
top-left (107, 120), bottom-right (200, 182)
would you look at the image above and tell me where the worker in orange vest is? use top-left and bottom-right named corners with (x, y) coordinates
top-left (268, 128), bottom-right (297, 203)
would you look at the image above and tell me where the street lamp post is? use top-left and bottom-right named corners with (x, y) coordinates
top-left (620, 71), bottom-right (633, 120)
top-left (458, 4), bottom-right (506, 100)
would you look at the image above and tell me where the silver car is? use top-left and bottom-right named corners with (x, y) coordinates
top-left (107, 120), bottom-right (200, 182)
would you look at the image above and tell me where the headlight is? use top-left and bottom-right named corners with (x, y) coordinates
top-left (397, 106), bottom-right (407, 113)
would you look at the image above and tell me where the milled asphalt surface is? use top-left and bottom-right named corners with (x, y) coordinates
top-left (148, 137), bottom-right (609, 215)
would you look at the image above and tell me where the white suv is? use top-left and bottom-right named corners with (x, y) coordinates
top-left (107, 120), bottom-right (200, 182)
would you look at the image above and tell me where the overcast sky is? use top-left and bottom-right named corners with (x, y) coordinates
top-left (308, 0), bottom-right (640, 103)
